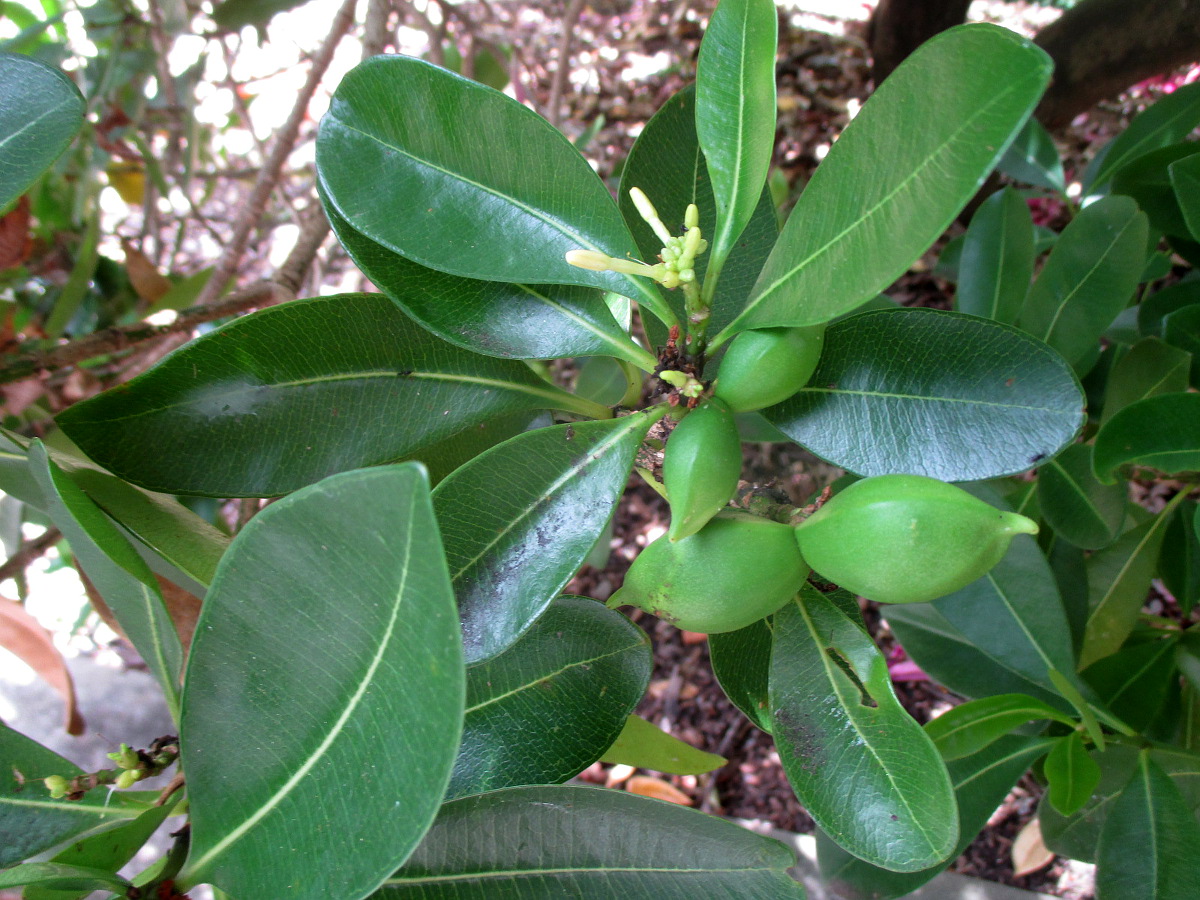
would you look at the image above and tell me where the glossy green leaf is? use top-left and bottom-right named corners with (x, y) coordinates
top-left (56, 294), bottom-right (596, 498)
top-left (0, 53), bottom-right (84, 210)
top-left (1037, 443), bottom-right (1126, 550)
top-left (714, 24), bottom-right (1051, 338)
top-left (925, 694), bottom-right (1072, 761)
top-left (178, 465), bottom-right (463, 900)
top-left (709, 616), bottom-right (774, 732)
top-left (956, 187), bottom-right (1034, 324)
top-left (932, 484), bottom-right (1077, 694)
top-left (884, 603), bottom-right (1070, 708)
top-left (1162, 500), bottom-right (1200, 612)
top-left (1096, 752), bottom-right (1200, 899)
top-left (1041, 744), bottom-right (1200, 862)
top-left (25, 801), bottom-right (176, 900)
top-left (770, 587), bottom-right (957, 872)
top-left (211, 0), bottom-right (314, 30)
top-left (0, 863), bottom-right (129, 894)
top-left (617, 86), bottom-right (776, 351)
top-left (1163, 303), bottom-right (1200, 384)
top-left (997, 116), bottom-right (1065, 192)
top-left (0, 723), bottom-right (145, 868)
top-left (1172, 152), bottom-right (1200, 240)
top-left (324, 196), bottom-right (654, 369)
top-left (695, 0), bottom-right (776, 282)
top-left (28, 442), bottom-right (183, 719)
top-left (600, 713), bottom-right (726, 776)
top-left (433, 413), bottom-right (656, 664)
top-left (449, 597), bottom-right (650, 799)
top-left (1093, 393), bottom-right (1200, 484)
top-left (1081, 633), bottom-right (1180, 731)
top-left (377, 785), bottom-right (805, 897)
top-left (1018, 196), bottom-right (1148, 367)
top-left (1100, 337), bottom-right (1191, 426)
top-left (1045, 732), bottom-right (1101, 817)
top-left (316, 56), bottom-right (644, 301)
top-left (574, 356), bottom-right (629, 407)
top-left (1086, 81), bottom-right (1200, 191)
top-left (1137, 280), bottom-right (1200, 337)
top-left (1112, 143), bottom-right (1200, 240)
top-left (763, 308), bottom-right (1084, 481)
top-left (818, 735), bottom-right (1054, 900)
top-left (1080, 513), bottom-right (1172, 668)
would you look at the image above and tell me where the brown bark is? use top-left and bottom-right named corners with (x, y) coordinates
top-left (1035, 0), bottom-right (1200, 128)
top-left (867, 0), bottom-right (972, 84)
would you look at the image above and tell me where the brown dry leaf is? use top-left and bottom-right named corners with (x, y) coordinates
top-left (0, 596), bottom-right (84, 735)
top-left (1012, 816), bottom-right (1054, 877)
top-left (626, 775), bottom-right (692, 806)
top-left (120, 238), bottom-right (172, 305)
top-left (0, 196), bottom-right (32, 271)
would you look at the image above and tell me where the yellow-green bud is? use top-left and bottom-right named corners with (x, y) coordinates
top-left (44, 775), bottom-right (70, 799)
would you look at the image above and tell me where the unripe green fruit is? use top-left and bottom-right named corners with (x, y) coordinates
top-left (713, 325), bottom-right (825, 412)
top-left (793, 474), bottom-right (1038, 605)
top-left (664, 398), bottom-right (741, 542)
top-left (610, 512), bottom-right (808, 633)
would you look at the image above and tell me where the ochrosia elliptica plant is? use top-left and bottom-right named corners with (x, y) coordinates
top-left (6, 2), bottom-right (1200, 898)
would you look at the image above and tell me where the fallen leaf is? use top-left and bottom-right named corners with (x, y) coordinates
top-left (120, 239), bottom-right (172, 305)
top-left (626, 775), bottom-right (692, 806)
top-left (0, 196), bottom-right (32, 271)
top-left (1012, 816), bottom-right (1054, 877)
top-left (0, 595), bottom-right (84, 734)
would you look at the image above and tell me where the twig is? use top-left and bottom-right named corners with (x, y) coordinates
top-left (189, 0), bottom-right (357, 310)
top-left (546, 0), bottom-right (586, 127)
top-left (362, 0), bottom-right (393, 58)
top-left (0, 527), bottom-right (62, 584)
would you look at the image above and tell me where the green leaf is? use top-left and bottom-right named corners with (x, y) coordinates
top-left (1096, 752), bottom-right (1200, 899)
top-left (0, 53), bottom-right (84, 210)
top-left (1037, 443), bottom-right (1127, 550)
top-left (0, 723), bottom-right (144, 868)
top-left (0, 863), bottom-right (129, 894)
top-left (763, 308), bottom-right (1085, 481)
top-left (1081, 633), bottom-right (1180, 732)
top-left (1163, 303), bottom-right (1200, 385)
top-left (997, 116), bottom-right (1065, 193)
top-left (316, 56), bottom-right (643, 300)
top-left (600, 713), bottom-right (726, 776)
top-left (1041, 744), bottom-right (1200, 862)
top-left (709, 616), bottom-right (774, 732)
top-left (714, 24), bottom-right (1051, 338)
top-left (178, 465), bottom-right (463, 900)
top-left (1100, 337), bottom-right (1191, 426)
top-left (695, 0), bottom-right (777, 283)
top-left (1138, 280), bottom-right (1200, 337)
top-left (1081, 512), bottom-right (1172, 668)
top-left (1112, 143), bottom-right (1200, 240)
top-left (817, 735), bottom-right (1054, 900)
top-left (433, 413), bottom-right (656, 664)
top-left (617, 86), bottom-right (776, 350)
top-left (1045, 732), bottom-right (1101, 817)
top-left (932, 484), bottom-right (1077, 695)
top-left (1017, 196), bottom-right (1149, 367)
top-left (1162, 500), bottom-right (1200, 612)
top-left (1172, 151), bottom-right (1200, 241)
top-left (956, 187), bottom-right (1034, 324)
top-left (376, 785), bottom-right (806, 898)
top-left (1093, 392), bottom-right (1200, 484)
top-left (56, 294), bottom-right (596, 498)
top-left (28, 442), bottom-right (183, 719)
top-left (1086, 80), bottom-right (1200, 192)
top-left (323, 195), bottom-right (654, 370)
top-left (770, 586), bottom-right (957, 872)
top-left (925, 694), bottom-right (1073, 761)
top-left (211, 0), bottom-right (314, 30)
top-left (25, 801), bottom-right (176, 900)
top-left (449, 597), bottom-right (650, 799)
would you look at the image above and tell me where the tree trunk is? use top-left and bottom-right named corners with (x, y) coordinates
top-left (866, 0), bottom-right (972, 84)
top-left (1035, 0), bottom-right (1200, 129)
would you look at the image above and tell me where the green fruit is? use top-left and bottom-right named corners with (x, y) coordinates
top-left (793, 474), bottom-right (1038, 604)
top-left (664, 397), bottom-right (741, 541)
top-left (610, 512), bottom-right (808, 633)
top-left (713, 325), bottom-right (825, 412)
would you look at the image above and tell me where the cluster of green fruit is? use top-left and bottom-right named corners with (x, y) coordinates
top-left (612, 328), bottom-right (1039, 632)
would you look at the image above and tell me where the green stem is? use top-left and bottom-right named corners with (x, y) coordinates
top-left (622, 342), bottom-right (659, 375)
top-left (554, 390), bottom-right (615, 419)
